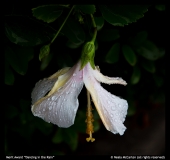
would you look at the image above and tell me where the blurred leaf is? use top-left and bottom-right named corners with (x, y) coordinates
top-left (40, 53), bottom-right (53, 71)
top-left (153, 74), bottom-right (164, 87)
top-left (5, 46), bottom-right (34, 75)
top-left (64, 127), bottom-right (78, 151)
top-left (5, 15), bottom-right (56, 46)
top-left (36, 120), bottom-right (53, 135)
top-left (122, 45), bottom-right (137, 66)
top-left (6, 105), bottom-right (19, 119)
top-left (94, 16), bottom-right (104, 31)
top-left (99, 5), bottom-right (148, 26)
top-left (155, 5), bottom-right (165, 11)
top-left (4, 59), bottom-right (15, 85)
top-left (105, 43), bottom-right (120, 64)
top-left (141, 60), bottom-right (156, 73)
top-left (61, 17), bottom-right (85, 45)
top-left (5, 46), bottom-right (24, 75)
top-left (127, 100), bottom-right (136, 116)
top-left (130, 66), bottom-right (141, 85)
top-left (56, 52), bottom-right (74, 68)
top-left (32, 5), bottom-right (63, 23)
top-left (39, 44), bottom-right (50, 61)
top-left (129, 31), bottom-right (148, 46)
top-left (66, 40), bottom-right (82, 49)
top-left (52, 128), bottom-right (63, 144)
top-left (99, 29), bottom-right (119, 41)
top-left (136, 40), bottom-right (161, 61)
top-left (75, 5), bottom-right (96, 14)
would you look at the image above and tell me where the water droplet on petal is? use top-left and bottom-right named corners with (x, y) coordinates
top-left (56, 112), bottom-right (57, 115)
top-left (71, 83), bottom-right (75, 87)
top-left (66, 91), bottom-right (69, 94)
top-left (43, 109), bottom-right (45, 111)
top-left (49, 106), bottom-right (52, 110)
top-left (60, 119), bottom-right (61, 121)
top-left (108, 100), bottom-right (111, 104)
top-left (51, 96), bottom-right (55, 101)
top-left (73, 73), bottom-right (76, 76)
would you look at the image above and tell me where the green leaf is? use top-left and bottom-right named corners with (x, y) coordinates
top-left (105, 43), bottom-right (120, 64)
top-left (155, 5), bottom-right (165, 11)
top-left (39, 44), bottom-right (50, 61)
top-left (63, 127), bottom-right (78, 151)
top-left (5, 47), bottom-right (24, 75)
top-left (141, 60), bottom-right (156, 73)
top-left (127, 100), bottom-right (136, 116)
top-left (66, 40), bottom-right (82, 49)
top-left (4, 59), bottom-right (15, 85)
top-left (99, 29), bottom-right (119, 41)
top-left (99, 5), bottom-right (148, 26)
top-left (129, 31), bottom-right (148, 46)
top-left (40, 52), bottom-right (53, 71)
top-left (75, 5), bottom-right (96, 14)
top-left (32, 5), bottom-right (63, 23)
top-left (130, 66), bottom-right (141, 85)
top-left (61, 17), bottom-right (85, 45)
top-left (94, 16), bottom-right (104, 31)
top-left (136, 40), bottom-right (161, 61)
top-left (5, 46), bottom-right (34, 75)
top-left (52, 128), bottom-right (63, 144)
top-left (5, 15), bottom-right (56, 46)
top-left (122, 45), bottom-right (137, 66)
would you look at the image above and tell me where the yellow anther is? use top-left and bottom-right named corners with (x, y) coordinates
top-left (85, 90), bottom-right (95, 142)
top-left (86, 131), bottom-right (95, 142)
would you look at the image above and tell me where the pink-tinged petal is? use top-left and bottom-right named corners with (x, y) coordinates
top-left (31, 61), bottom-right (84, 127)
top-left (92, 66), bottom-right (127, 85)
top-left (83, 63), bottom-right (128, 135)
top-left (31, 67), bottom-right (70, 104)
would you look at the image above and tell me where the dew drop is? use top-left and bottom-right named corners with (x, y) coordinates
top-left (74, 108), bottom-right (77, 112)
top-left (43, 109), bottom-right (45, 111)
top-left (49, 106), bottom-right (52, 110)
top-left (66, 91), bottom-right (69, 94)
top-left (79, 75), bottom-right (82, 79)
top-left (71, 83), bottom-right (75, 87)
top-left (51, 96), bottom-right (55, 101)
top-left (73, 73), bottom-right (76, 77)
top-left (108, 100), bottom-right (111, 104)
top-left (56, 112), bottom-right (57, 115)
top-left (60, 118), bottom-right (61, 121)
top-left (64, 99), bottom-right (66, 101)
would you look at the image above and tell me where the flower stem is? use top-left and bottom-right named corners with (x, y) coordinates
top-left (90, 14), bottom-right (97, 43)
top-left (50, 5), bottom-right (74, 44)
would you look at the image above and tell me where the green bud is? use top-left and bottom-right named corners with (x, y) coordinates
top-left (39, 44), bottom-right (50, 61)
top-left (80, 41), bottom-right (95, 70)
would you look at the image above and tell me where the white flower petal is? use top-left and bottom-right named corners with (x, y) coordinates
top-left (83, 63), bottom-right (128, 135)
top-left (32, 61), bottom-right (84, 127)
top-left (92, 66), bottom-right (127, 85)
top-left (31, 67), bottom-right (70, 104)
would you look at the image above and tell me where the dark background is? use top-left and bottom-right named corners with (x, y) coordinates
top-left (5, 3), bottom-right (165, 155)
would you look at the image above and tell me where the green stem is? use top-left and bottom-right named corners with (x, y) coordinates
top-left (50, 5), bottom-right (74, 44)
top-left (90, 14), bottom-right (97, 43)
